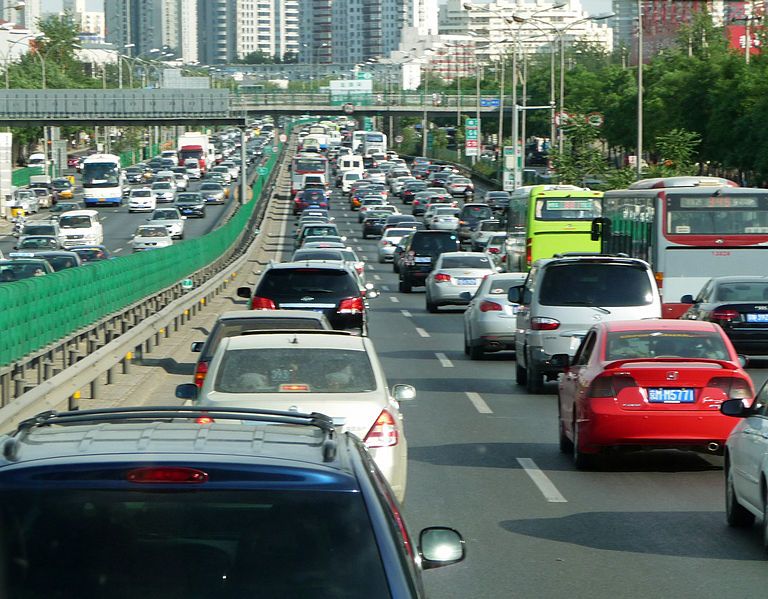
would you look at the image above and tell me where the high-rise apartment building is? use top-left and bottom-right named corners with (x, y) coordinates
top-left (199, 0), bottom-right (299, 64)
top-left (2, 0), bottom-right (41, 31)
top-left (406, 0), bottom-right (439, 35)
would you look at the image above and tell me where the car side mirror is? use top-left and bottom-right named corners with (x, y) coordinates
top-left (549, 354), bottom-right (570, 369)
top-left (393, 384), bottom-right (416, 401)
top-left (181, 216), bottom-right (187, 220)
top-left (680, 294), bottom-right (695, 304)
top-left (175, 383), bottom-right (199, 400)
top-left (508, 284), bottom-right (524, 304)
top-left (419, 527), bottom-right (465, 570)
top-left (190, 341), bottom-right (204, 353)
top-left (720, 398), bottom-right (750, 418)
top-left (236, 286), bottom-right (252, 299)
top-left (738, 354), bottom-right (748, 368)
top-left (365, 288), bottom-right (380, 299)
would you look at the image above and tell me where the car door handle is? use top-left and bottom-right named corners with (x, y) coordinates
top-left (744, 428), bottom-right (758, 436)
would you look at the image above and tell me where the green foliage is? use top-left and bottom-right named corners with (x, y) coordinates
top-left (548, 116), bottom-right (606, 185)
top-left (654, 128), bottom-right (701, 175)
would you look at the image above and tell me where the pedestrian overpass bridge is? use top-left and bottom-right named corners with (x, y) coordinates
top-left (0, 89), bottom-right (507, 127)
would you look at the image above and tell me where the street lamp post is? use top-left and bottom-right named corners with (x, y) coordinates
top-left (637, 0), bottom-right (643, 177)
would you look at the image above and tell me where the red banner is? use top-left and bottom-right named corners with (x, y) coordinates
top-left (727, 24), bottom-right (762, 55)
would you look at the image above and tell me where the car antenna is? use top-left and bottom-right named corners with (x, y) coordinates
top-left (290, 335), bottom-right (299, 344)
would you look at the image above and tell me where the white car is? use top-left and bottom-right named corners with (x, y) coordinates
top-left (463, 272), bottom-right (527, 359)
top-left (173, 172), bottom-right (189, 191)
top-left (128, 188), bottom-right (156, 213)
top-left (470, 219), bottom-right (504, 250)
top-left (131, 224), bottom-right (173, 252)
top-left (428, 206), bottom-right (460, 231)
top-left (378, 227), bottom-right (414, 263)
top-left (147, 207), bottom-right (187, 239)
top-left (181, 331), bottom-right (415, 502)
top-left (151, 181), bottom-right (176, 204)
top-left (390, 175), bottom-right (416, 195)
top-left (424, 251), bottom-right (498, 313)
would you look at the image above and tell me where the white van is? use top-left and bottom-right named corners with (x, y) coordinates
top-left (57, 210), bottom-right (104, 248)
top-left (27, 153), bottom-right (46, 169)
top-left (338, 155), bottom-right (364, 174)
top-left (341, 171), bottom-right (363, 194)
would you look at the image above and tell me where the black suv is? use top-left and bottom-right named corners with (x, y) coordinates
top-left (398, 230), bottom-right (460, 293)
top-left (0, 407), bottom-right (465, 598)
top-left (237, 261), bottom-right (371, 334)
top-left (457, 203), bottom-right (494, 242)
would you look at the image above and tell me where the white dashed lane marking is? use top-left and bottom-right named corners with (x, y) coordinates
top-left (435, 352), bottom-right (453, 367)
top-left (400, 310), bottom-right (412, 318)
top-left (415, 327), bottom-right (430, 337)
top-left (465, 392), bottom-right (493, 414)
top-left (516, 458), bottom-right (568, 503)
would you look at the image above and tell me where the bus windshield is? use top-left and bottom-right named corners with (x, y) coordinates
top-left (666, 195), bottom-right (768, 235)
top-left (535, 197), bottom-right (601, 221)
top-left (82, 163), bottom-right (119, 187)
top-left (294, 158), bottom-right (326, 173)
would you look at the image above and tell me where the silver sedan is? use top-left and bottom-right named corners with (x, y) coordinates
top-left (424, 252), bottom-right (497, 313)
top-left (377, 227), bottom-right (414, 263)
top-left (463, 272), bottom-right (527, 359)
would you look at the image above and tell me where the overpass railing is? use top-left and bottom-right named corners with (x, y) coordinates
top-left (232, 92), bottom-right (508, 109)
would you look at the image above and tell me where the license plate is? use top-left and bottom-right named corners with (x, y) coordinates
top-left (457, 278), bottom-right (477, 286)
top-left (746, 313), bottom-right (768, 323)
top-left (414, 257), bottom-right (431, 263)
top-left (648, 388), bottom-right (695, 403)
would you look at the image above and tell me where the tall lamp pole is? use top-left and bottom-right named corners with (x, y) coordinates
top-left (637, 0), bottom-right (643, 177)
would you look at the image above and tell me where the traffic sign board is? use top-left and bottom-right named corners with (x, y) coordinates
top-left (356, 72), bottom-right (373, 80)
top-left (278, 133), bottom-right (288, 143)
top-left (257, 166), bottom-right (269, 176)
top-left (181, 278), bottom-right (194, 292)
top-left (480, 98), bottom-right (501, 107)
top-left (465, 118), bottom-right (478, 127)
top-left (586, 112), bottom-right (604, 127)
top-left (394, 135), bottom-right (404, 143)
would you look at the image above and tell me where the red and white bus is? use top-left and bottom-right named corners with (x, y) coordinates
top-left (592, 177), bottom-right (768, 318)
top-left (291, 153), bottom-right (329, 195)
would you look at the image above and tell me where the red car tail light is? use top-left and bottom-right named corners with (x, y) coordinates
top-left (250, 295), bottom-right (277, 310)
top-left (193, 361), bottom-right (208, 388)
top-left (588, 374), bottom-right (637, 398)
top-left (381, 240), bottom-right (391, 246)
top-left (434, 272), bottom-right (452, 283)
top-left (127, 467), bottom-right (208, 484)
top-left (526, 238), bottom-right (532, 266)
top-left (531, 317), bottom-right (560, 330)
top-left (196, 415), bottom-right (215, 425)
top-left (338, 296), bottom-right (364, 314)
top-left (708, 377), bottom-right (752, 400)
top-left (480, 300), bottom-right (503, 312)
top-left (364, 410), bottom-right (399, 448)
top-left (487, 247), bottom-right (500, 254)
top-left (712, 309), bottom-right (740, 322)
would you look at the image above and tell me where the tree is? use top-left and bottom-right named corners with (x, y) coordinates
top-left (652, 128), bottom-right (701, 175)
top-left (236, 50), bottom-right (277, 65)
top-left (548, 116), bottom-right (607, 184)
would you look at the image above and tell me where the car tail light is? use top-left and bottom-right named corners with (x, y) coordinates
top-left (194, 361), bottom-right (208, 388)
top-left (250, 295), bottom-right (277, 310)
top-left (712, 309), bottom-right (740, 322)
top-left (196, 414), bottom-right (214, 424)
top-left (588, 374), bottom-right (637, 398)
top-left (459, 220), bottom-right (467, 226)
top-left (487, 247), bottom-right (500, 254)
top-left (127, 467), bottom-right (208, 484)
top-left (434, 273), bottom-right (452, 283)
top-left (531, 317), bottom-right (560, 330)
top-left (480, 300), bottom-right (503, 312)
top-left (338, 296), bottom-right (364, 314)
top-left (526, 238), bottom-right (532, 266)
top-left (364, 410), bottom-right (399, 448)
top-left (708, 377), bottom-right (752, 400)
top-left (381, 240), bottom-right (391, 246)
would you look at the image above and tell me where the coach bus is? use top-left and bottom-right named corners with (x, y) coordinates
top-left (505, 184), bottom-right (601, 269)
top-left (290, 153), bottom-right (329, 194)
top-left (589, 176), bottom-right (768, 318)
top-left (82, 154), bottom-right (123, 207)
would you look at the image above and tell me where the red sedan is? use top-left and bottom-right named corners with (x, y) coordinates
top-left (555, 320), bottom-right (754, 468)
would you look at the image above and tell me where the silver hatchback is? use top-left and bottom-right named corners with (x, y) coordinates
top-left (424, 251), bottom-right (497, 313)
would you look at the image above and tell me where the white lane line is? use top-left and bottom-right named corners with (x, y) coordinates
top-left (465, 392), bottom-right (493, 414)
top-left (435, 352), bottom-right (453, 368)
top-left (113, 247), bottom-right (123, 253)
top-left (351, 237), bottom-right (358, 242)
top-left (389, 296), bottom-right (399, 303)
top-left (356, 246), bottom-right (364, 251)
top-left (516, 458), bottom-right (568, 503)
top-left (381, 285), bottom-right (390, 291)
top-left (373, 274), bottom-right (382, 280)
top-left (400, 310), bottom-right (412, 318)
top-left (415, 327), bottom-right (430, 337)
top-left (344, 212), bottom-right (349, 217)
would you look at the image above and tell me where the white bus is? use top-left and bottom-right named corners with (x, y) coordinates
top-left (363, 131), bottom-right (387, 156)
top-left (82, 154), bottom-right (123, 207)
top-left (352, 131), bottom-right (368, 153)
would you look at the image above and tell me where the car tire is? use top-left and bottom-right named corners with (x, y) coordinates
top-left (378, 255), bottom-right (385, 264)
top-left (515, 361), bottom-right (527, 386)
top-left (558, 400), bottom-right (573, 454)
top-left (426, 297), bottom-right (438, 313)
top-left (469, 344), bottom-right (484, 360)
top-left (526, 362), bottom-right (544, 394)
top-left (725, 464), bottom-right (754, 527)
top-left (393, 261), bottom-right (400, 274)
top-left (399, 279), bottom-right (412, 293)
top-left (464, 333), bottom-right (470, 356)
top-left (573, 417), bottom-right (595, 470)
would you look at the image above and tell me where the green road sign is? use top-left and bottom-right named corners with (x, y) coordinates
top-left (263, 146), bottom-right (273, 154)
top-left (357, 72), bottom-right (373, 80)
top-left (181, 279), bottom-right (194, 292)
top-left (465, 118), bottom-right (478, 127)
top-left (257, 166), bottom-right (269, 176)
top-left (363, 116), bottom-right (374, 131)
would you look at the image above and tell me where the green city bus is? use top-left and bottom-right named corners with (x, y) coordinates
top-left (505, 185), bottom-right (603, 270)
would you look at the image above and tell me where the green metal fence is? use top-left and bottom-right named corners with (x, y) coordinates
top-left (0, 122), bottom-right (296, 368)
top-left (12, 167), bottom-right (43, 187)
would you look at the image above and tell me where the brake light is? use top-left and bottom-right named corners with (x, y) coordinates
top-left (459, 220), bottom-right (467, 226)
top-left (364, 410), bottom-right (399, 448)
top-left (712, 309), bottom-right (739, 322)
top-left (413, 199), bottom-right (420, 205)
top-left (381, 240), bottom-right (391, 246)
top-left (127, 467), bottom-right (208, 484)
top-left (487, 247), bottom-right (500, 254)
top-left (480, 300), bottom-right (503, 312)
top-left (338, 296), bottom-right (364, 314)
top-left (194, 361), bottom-right (208, 388)
top-left (588, 374), bottom-right (637, 398)
top-left (196, 415), bottom-right (214, 425)
top-left (250, 296), bottom-right (276, 310)
top-left (708, 377), bottom-right (752, 400)
top-left (531, 317), bottom-right (560, 330)
top-left (434, 273), bottom-right (452, 283)
top-left (526, 238), bottom-right (532, 266)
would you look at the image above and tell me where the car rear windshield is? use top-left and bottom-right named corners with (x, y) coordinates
top-left (216, 348), bottom-right (376, 393)
top-left (258, 268), bottom-right (359, 299)
top-left (203, 319), bottom-right (327, 358)
top-left (715, 282), bottom-right (768, 302)
top-left (0, 489), bottom-right (391, 598)
top-left (411, 233), bottom-right (459, 254)
top-left (132, 190), bottom-right (151, 197)
top-left (460, 206), bottom-right (493, 221)
top-left (22, 225), bottom-right (55, 235)
top-left (539, 263), bottom-right (654, 307)
top-left (442, 255), bottom-right (492, 269)
top-left (605, 330), bottom-right (729, 360)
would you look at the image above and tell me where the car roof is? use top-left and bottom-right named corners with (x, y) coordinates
top-left (708, 276), bottom-right (768, 283)
top-left (223, 331), bottom-right (368, 351)
top-left (59, 209), bottom-right (98, 217)
top-left (438, 251), bottom-right (489, 258)
top-left (601, 319), bottom-right (722, 333)
top-left (535, 255), bottom-right (650, 268)
top-left (267, 260), bottom-right (352, 271)
top-left (217, 309), bottom-right (327, 321)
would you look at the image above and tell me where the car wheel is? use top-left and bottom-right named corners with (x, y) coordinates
top-left (573, 417), bottom-right (595, 470)
top-left (426, 296), bottom-right (438, 313)
top-left (725, 463), bottom-right (754, 527)
top-left (378, 255), bottom-right (385, 264)
top-left (464, 333), bottom-right (470, 356)
top-left (393, 261), bottom-right (400, 274)
top-left (399, 279), bottom-right (412, 293)
top-left (526, 362), bottom-right (544, 394)
top-left (558, 400), bottom-right (573, 454)
top-left (515, 361), bottom-right (527, 386)
top-left (469, 344), bottom-right (484, 360)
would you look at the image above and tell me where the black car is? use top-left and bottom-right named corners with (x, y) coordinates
top-left (457, 203), bottom-right (494, 242)
top-left (27, 250), bottom-right (82, 271)
top-left (237, 262), bottom-right (374, 334)
top-left (362, 214), bottom-right (388, 239)
top-left (0, 406), bottom-right (465, 598)
top-left (681, 276), bottom-right (768, 355)
top-left (175, 192), bottom-right (207, 218)
top-left (398, 230), bottom-right (461, 293)
top-left (484, 191), bottom-right (511, 212)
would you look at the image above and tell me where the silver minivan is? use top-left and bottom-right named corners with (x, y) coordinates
top-left (511, 255), bottom-right (662, 393)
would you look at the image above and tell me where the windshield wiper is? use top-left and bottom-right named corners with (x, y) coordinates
top-left (560, 301), bottom-right (611, 314)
